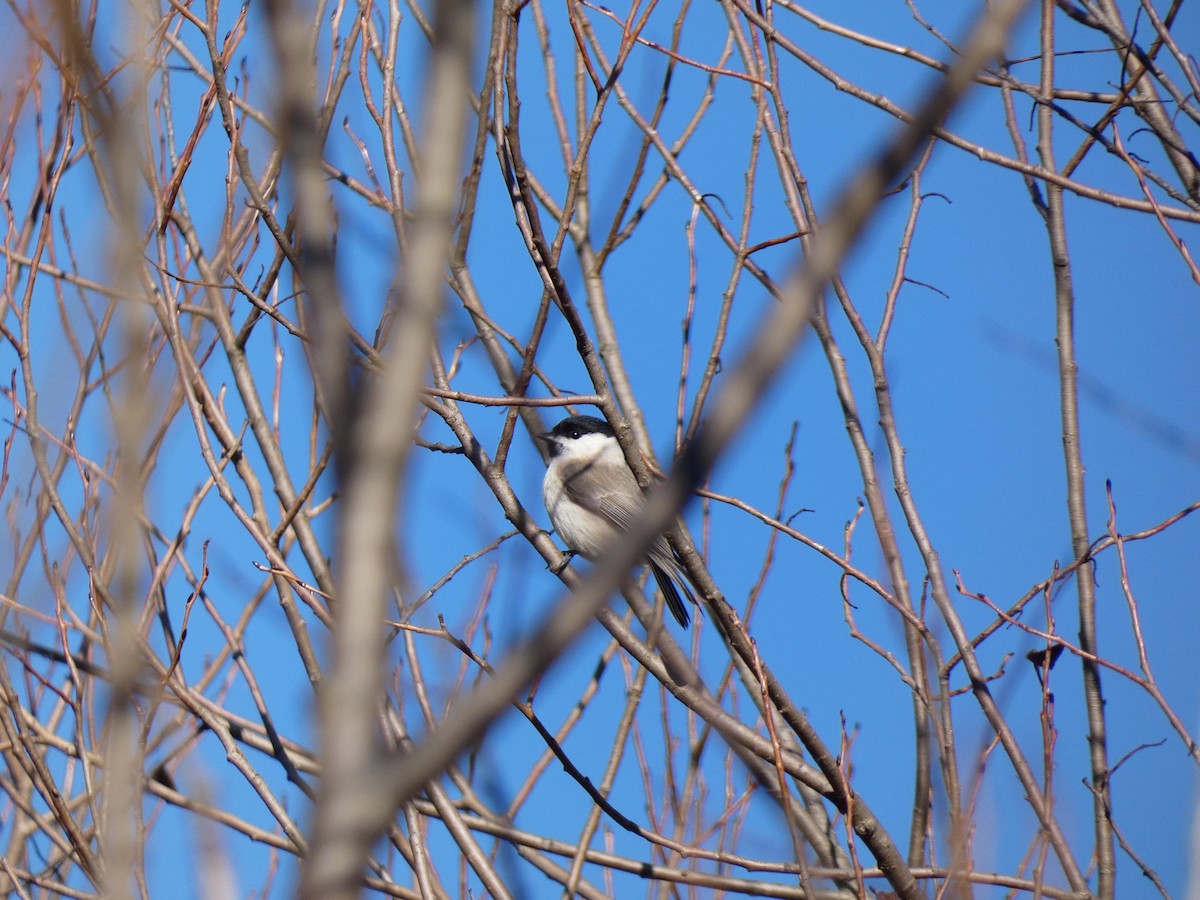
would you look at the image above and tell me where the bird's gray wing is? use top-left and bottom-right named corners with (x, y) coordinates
top-left (558, 458), bottom-right (643, 528)
top-left (569, 466), bottom-right (677, 558)
top-left (562, 460), bottom-right (693, 625)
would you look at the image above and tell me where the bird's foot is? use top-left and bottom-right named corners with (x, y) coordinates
top-left (549, 549), bottom-right (577, 574)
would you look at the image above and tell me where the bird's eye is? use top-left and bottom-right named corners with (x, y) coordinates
top-left (569, 428), bottom-right (581, 438)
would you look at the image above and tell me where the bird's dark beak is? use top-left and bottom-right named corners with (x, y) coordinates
top-left (536, 431), bottom-right (560, 459)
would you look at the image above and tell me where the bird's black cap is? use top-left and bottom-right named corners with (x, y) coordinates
top-left (537, 415), bottom-right (612, 458)
top-left (546, 415), bottom-right (611, 439)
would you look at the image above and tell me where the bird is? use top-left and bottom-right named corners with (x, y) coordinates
top-left (538, 414), bottom-right (698, 627)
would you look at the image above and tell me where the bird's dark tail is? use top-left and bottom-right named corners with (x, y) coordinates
top-left (651, 562), bottom-right (693, 627)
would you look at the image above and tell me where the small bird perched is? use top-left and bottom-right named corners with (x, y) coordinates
top-left (538, 415), bottom-right (699, 627)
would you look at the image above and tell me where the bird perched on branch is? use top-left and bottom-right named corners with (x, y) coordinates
top-left (538, 415), bottom-right (699, 627)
